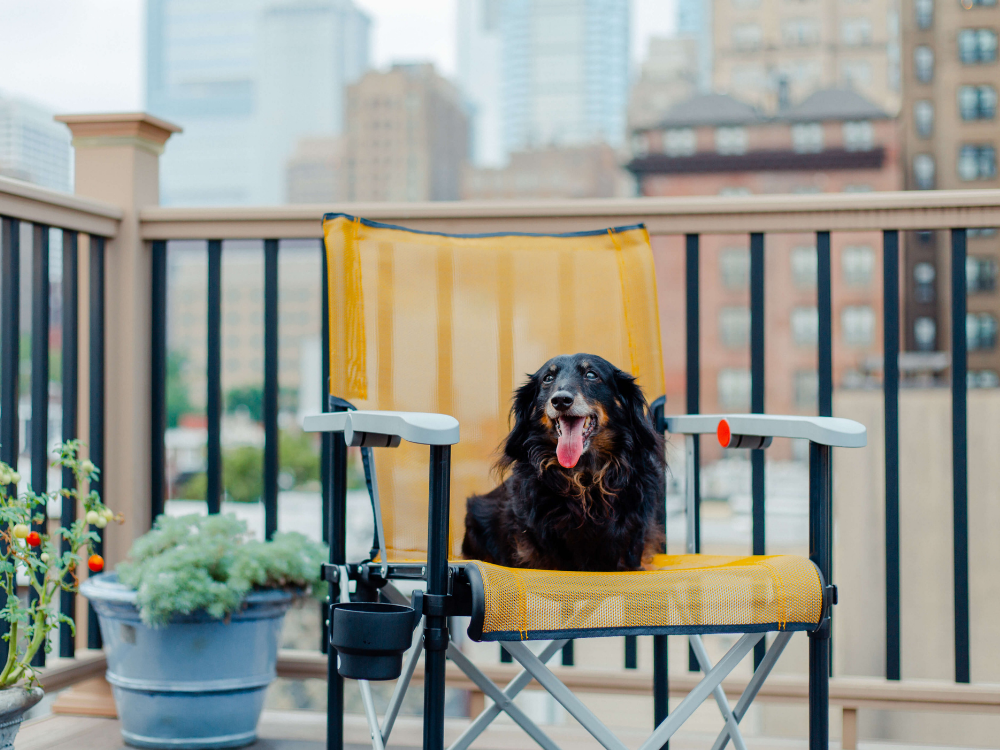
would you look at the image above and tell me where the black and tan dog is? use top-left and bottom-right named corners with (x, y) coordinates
top-left (462, 353), bottom-right (665, 572)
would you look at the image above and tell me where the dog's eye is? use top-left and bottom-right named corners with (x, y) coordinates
top-left (542, 374), bottom-right (554, 384)
top-left (585, 371), bottom-right (599, 381)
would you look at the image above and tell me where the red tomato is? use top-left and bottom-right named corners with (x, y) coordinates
top-left (88, 554), bottom-right (104, 573)
top-left (25, 532), bottom-right (40, 547)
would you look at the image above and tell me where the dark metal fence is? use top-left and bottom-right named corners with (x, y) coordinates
top-left (0, 201), bottom-right (978, 691)
top-left (0, 216), bottom-right (108, 663)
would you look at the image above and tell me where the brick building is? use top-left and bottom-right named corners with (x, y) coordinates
top-left (628, 89), bottom-right (902, 456)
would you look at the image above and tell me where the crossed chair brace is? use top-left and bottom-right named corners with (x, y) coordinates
top-left (305, 405), bottom-right (865, 750)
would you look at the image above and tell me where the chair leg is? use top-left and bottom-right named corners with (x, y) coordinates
top-left (809, 632), bottom-right (830, 750)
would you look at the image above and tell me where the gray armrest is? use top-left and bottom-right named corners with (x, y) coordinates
top-left (302, 410), bottom-right (460, 446)
top-left (664, 413), bottom-right (866, 448)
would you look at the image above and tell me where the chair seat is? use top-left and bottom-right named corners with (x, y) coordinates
top-left (465, 554), bottom-right (825, 642)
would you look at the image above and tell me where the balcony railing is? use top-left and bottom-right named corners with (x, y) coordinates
top-left (3, 116), bottom-right (1000, 748)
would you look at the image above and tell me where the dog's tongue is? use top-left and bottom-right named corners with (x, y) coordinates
top-left (556, 417), bottom-right (585, 468)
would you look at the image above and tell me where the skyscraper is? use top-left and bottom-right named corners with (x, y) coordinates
top-left (0, 93), bottom-right (71, 192)
top-left (711, 0), bottom-right (901, 115)
top-left (146, 0), bottom-right (370, 206)
top-left (344, 64), bottom-right (469, 202)
top-left (457, 0), bottom-right (504, 167)
top-left (676, 0), bottom-right (713, 92)
top-left (500, 0), bottom-right (630, 154)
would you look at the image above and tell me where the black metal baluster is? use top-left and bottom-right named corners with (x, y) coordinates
top-left (88, 235), bottom-right (105, 650)
top-left (150, 240), bottom-right (167, 523)
top-left (60, 230), bottom-right (78, 659)
top-left (624, 636), bottom-right (637, 669)
top-left (951, 228), bottom-right (970, 684)
top-left (0, 217), bottom-right (20, 663)
top-left (750, 231), bottom-right (766, 669)
top-left (29, 224), bottom-right (49, 668)
top-left (206, 240), bottom-right (222, 514)
top-left (685, 233), bottom-right (699, 677)
top-left (882, 230), bottom-right (900, 681)
top-left (816, 232), bottom-right (833, 418)
top-left (263, 240), bottom-right (279, 540)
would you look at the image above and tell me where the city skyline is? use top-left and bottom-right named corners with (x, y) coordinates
top-left (0, 0), bottom-right (676, 116)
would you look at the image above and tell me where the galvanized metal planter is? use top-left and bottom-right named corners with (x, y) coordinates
top-left (81, 574), bottom-right (292, 749)
top-left (0, 685), bottom-right (43, 749)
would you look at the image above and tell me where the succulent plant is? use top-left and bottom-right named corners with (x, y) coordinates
top-left (116, 513), bottom-right (327, 626)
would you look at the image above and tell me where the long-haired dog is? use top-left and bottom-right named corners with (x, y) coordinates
top-left (462, 353), bottom-right (665, 572)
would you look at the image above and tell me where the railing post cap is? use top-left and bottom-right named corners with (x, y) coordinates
top-left (54, 112), bottom-right (182, 149)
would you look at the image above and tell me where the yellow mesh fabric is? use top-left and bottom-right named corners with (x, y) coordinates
top-left (323, 214), bottom-right (665, 561)
top-left (466, 555), bottom-right (824, 640)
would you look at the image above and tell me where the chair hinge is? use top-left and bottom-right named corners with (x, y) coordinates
top-left (320, 563), bottom-right (340, 583)
top-left (415, 591), bottom-right (456, 618)
top-left (827, 584), bottom-right (838, 606)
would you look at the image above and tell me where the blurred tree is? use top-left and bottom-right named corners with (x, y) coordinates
top-left (167, 351), bottom-right (194, 428)
top-left (226, 385), bottom-right (264, 422)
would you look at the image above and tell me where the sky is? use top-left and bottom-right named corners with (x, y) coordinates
top-left (0, 0), bottom-right (676, 114)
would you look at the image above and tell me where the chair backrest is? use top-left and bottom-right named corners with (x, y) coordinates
top-left (323, 214), bottom-right (666, 561)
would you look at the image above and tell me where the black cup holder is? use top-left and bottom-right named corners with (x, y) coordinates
top-left (329, 602), bottom-right (420, 680)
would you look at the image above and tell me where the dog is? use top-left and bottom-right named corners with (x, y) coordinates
top-left (462, 353), bottom-right (665, 572)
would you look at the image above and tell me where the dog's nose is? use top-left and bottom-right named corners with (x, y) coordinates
top-left (550, 392), bottom-right (574, 411)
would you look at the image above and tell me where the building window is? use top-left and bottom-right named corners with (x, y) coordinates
top-left (719, 307), bottom-right (750, 348)
top-left (840, 60), bottom-right (873, 87)
top-left (969, 370), bottom-right (1000, 389)
top-left (914, 316), bottom-right (937, 351)
top-left (914, 261), bottom-right (936, 303)
top-left (958, 144), bottom-right (997, 181)
top-left (915, 0), bottom-right (933, 29)
top-left (718, 369), bottom-right (751, 410)
top-left (792, 307), bottom-right (819, 346)
top-left (732, 23), bottom-right (763, 50)
top-left (720, 247), bottom-right (750, 289)
top-left (631, 134), bottom-right (649, 157)
top-left (967, 256), bottom-right (998, 292)
top-left (958, 29), bottom-right (998, 64)
top-left (913, 153), bottom-right (935, 189)
top-left (791, 246), bottom-right (817, 287)
top-left (914, 45), bottom-right (934, 82)
top-left (716, 127), bottom-right (748, 155)
top-left (782, 19), bottom-right (820, 47)
top-left (791, 123), bottom-right (824, 153)
top-left (843, 121), bottom-right (874, 151)
top-left (841, 17), bottom-right (873, 46)
top-left (968, 313), bottom-right (999, 350)
top-left (794, 370), bottom-right (819, 409)
top-left (664, 128), bottom-right (696, 156)
top-left (961, 0), bottom-right (998, 6)
top-left (968, 227), bottom-right (998, 237)
top-left (914, 100), bottom-right (934, 137)
top-left (843, 184), bottom-right (872, 192)
top-left (732, 0), bottom-right (761, 6)
top-left (843, 245), bottom-right (875, 286)
top-left (958, 85), bottom-right (997, 120)
top-left (842, 306), bottom-right (875, 346)
top-left (719, 186), bottom-right (753, 196)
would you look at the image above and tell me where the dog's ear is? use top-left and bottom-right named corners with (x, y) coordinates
top-left (498, 372), bottom-right (540, 471)
top-left (613, 368), bottom-right (661, 452)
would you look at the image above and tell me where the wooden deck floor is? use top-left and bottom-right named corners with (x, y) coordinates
top-left (15, 710), bottom-right (984, 750)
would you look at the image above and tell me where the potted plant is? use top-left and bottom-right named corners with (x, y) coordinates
top-left (0, 442), bottom-right (112, 749)
top-left (82, 511), bottom-right (326, 749)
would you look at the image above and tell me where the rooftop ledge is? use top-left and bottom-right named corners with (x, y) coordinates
top-left (137, 189), bottom-right (1000, 240)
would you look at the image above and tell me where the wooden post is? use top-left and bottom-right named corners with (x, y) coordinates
top-left (842, 707), bottom-right (858, 750)
top-left (49, 113), bottom-right (180, 716)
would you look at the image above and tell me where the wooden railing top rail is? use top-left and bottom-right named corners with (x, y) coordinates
top-left (274, 650), bottom-right (1000, 714)
top-left (0, 176), bottom-right (121, 237)
top-left (139, 189), bottom-right (1000, 239)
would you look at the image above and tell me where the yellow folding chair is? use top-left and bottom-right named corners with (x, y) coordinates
top-left (304, 214), bottom-right (866, 750)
